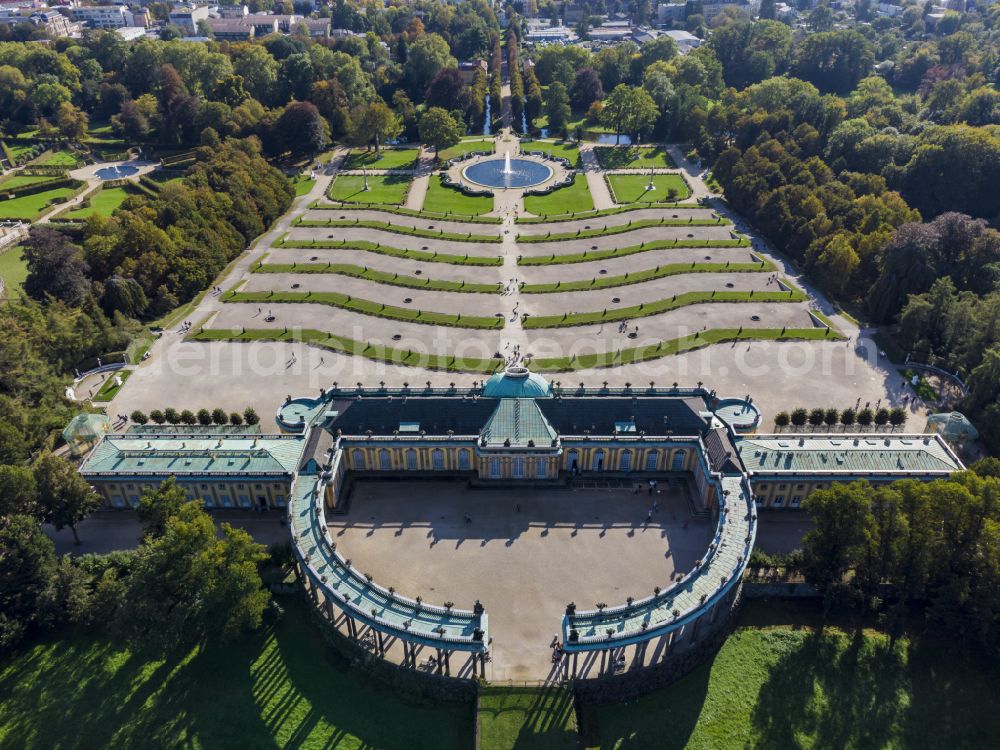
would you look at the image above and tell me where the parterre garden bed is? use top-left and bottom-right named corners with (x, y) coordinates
top-left (328, 174), bottom-right (412, 205)
top-left (523, 173), bottom-right (593, 216)
top-left (607, 173), bottom-right (691, 203)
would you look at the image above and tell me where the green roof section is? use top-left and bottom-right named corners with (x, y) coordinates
top-left (482, 366), bottom-right (553, 399)
top-left (481, 399), bottom-right (557, 447)
top-left (737, 434), bottom-right (963, 475)
top-left (80, 431), bottom-right (307, 477)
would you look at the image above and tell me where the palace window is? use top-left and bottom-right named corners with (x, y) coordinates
top-left (620, 450), bottom-right (632, 472)
top-left (458, 451), bottom-right (471, 470)
top-left (645, 450), bottom-right (658, 471)
top-left (432, 449), bottom-right (445, 470)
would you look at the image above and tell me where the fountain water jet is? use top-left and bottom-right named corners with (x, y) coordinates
top-left (503, 152), bottom-right (512, 175)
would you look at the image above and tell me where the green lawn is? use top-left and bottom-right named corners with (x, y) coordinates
top-left (64, 186), bottom-right (135, 218)
top-left (607, 174), bottom-right (691, 203)
top-left (328, 174), bottom-right (411, 205)
top-left (225, 289), bottom-right (503, 329)
top-left (4, 142), bottom-right (36, 161)
top-left (291, 175), bottom-right (315, 197)
top-left (93, 368), bottom-right (132, 401)
top-left (437, 137), bottom-right (494, 161)
top-left (580, 609), bottom-right (1000, 749)
top-left (0, 174), bottom-right (58, 190)
top-left (478, 686), bottom-right (578, 750)
top-left (523, 174), bottom-right (593, 216)
top-left (34, 149), bottom-right (79, 167)
top-left (342, 148), bottom-right (420, 170)
top-left (421, 177), bottom-right (494, 216)
top-left (0, 186), bottom-right (76, 219)
top-left (0, 247), bottom-right (27, 298)
top-left (0, 597), bottom-right (473, 750)
top-left (522, 140), bottom-right (582, 167)
top-left (255, 260), bottom-right (500, 293)
top-left (594, 146), bottom-right (676, 169)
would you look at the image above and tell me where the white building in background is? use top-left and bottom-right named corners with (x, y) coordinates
top-left (70, 5), bottom-right (133, 28)
top-left (657, 2), bottom-right (687, 22)
top-left (664, 29), bottom-right (703, 53)
top-left (168, 4), bottom-right (209, 33)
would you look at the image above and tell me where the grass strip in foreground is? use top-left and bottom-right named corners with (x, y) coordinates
top-left (530, 327), bottom-right (843, 371)
top-left (478, 686), bottom-right (578, 750)
top-left (276, 236), bottom-right (502, 266)
top-left (523, 289), bottom-right (807, 328)
top-left (189, 327), bottom-right (503, 373)
top-left (520, 260), bottom-right (773, 292)
top-left (518, 216), bottom-right (729, 242)
top-left (225, 290), bottom-right (503, 329)
top-left (253, 261), bottom-right (501, 293)
top-left (294, 217), bottom-right (500, 242)
top-left (0, 596), bottom-right (473, 749)
top-left (518, 238), bottom-right (750, 265)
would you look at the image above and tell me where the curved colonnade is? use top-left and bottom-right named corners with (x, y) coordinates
top-left (562, 475), bottom-right (755, 676)
top-left (290, 453), bottom-right (489, 677)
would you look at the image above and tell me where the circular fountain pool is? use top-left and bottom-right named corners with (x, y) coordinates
top-left (95, 164), bottom-right (140, 180)
top-left (462, 157), bottom-right (552, 189)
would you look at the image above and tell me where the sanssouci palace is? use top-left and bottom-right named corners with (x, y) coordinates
top-left (76, 368), bottom-right (964, 682)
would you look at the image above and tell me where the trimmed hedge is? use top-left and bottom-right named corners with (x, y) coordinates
top-left (253, 261), bottom-right (502, 293)
top-left (522, 289), bottom-right (806, 328)
top-left (518, 216), bottom-right (730, 242)
top-left (0, 176), bottom-right (77, 199)
top-left (517, 238), bottom-right (750, 265)
top-left (516, 202), bottom-right (690, 223)
top-left (275, 236), bottom-right (502, 266)
top-left (224, 290), bottom-right (504, 329)
top-left (313, 202), bottom-right (503, 224)
top-left (188, 326), bottom-right (843, 374)
top-left (530, 327), bottom-right (845, 371)
top-left (293, 217), bottom-right (501, 242)
top-left (520, 260), bottom-right (774, 293)
top-left (189, 327), bottom-right (504, 373)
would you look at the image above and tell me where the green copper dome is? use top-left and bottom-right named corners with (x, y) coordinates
top-left (482, 367), bottom-right (553, 399)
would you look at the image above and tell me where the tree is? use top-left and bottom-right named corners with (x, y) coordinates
top-left (794, 30), bottom-right (874, 95)
top-left (22, 229), bottom-right (91, 307)
top-left (791, 407), bottom-right (808, 427)
top-left (424, 68), bottom-right (472, 115)
top-left (56, 101), bottom-right (88, 142)
top-left (545, 81), bottom-right (571, 136)
top-left (101, 276), bottom-right (148, 318)
top-left (774, 411), bottom-right (790, 430)
top-left (888, 407), bottom-right (907, 429)
top-left (600, 84), bottom-right (658, 144)
top-left (0, 465), bottom-right (38, 518)
top-left (229, 412), bottom-right (243, 426)
top-left (824, 408), bottom-right (840, 428)
top-left (857, 407), bottom-right (874, 427)
top-left (802, 482), bottom-right (874, 600)
top-left (243, 407), bottom-right (259, 425)
top-left (137, 478), bottom-right (187, 539)
top-left (164, 407), bottom-right (181, 424)
top-left (149, 409), bottom-right (165, 424)
top-left (0, 515), bottom-right (56, 649)
top-left (418, 107), bottom-right (463, 159)
top-left (274, 101), bottom-right (329, 157)
top-left (211, 408), bottom-right (228, 425)
top-left (348, 101), bottom-right (402, 156)
top-left (874, 407), bottom-right (890, 426)
top-left (197, 408), bottom-right (212, 425)
top-left (570, 68), bottom-right (604, 111)
top-left (808, 408), bottom-right (825, 427)
top-left (403, 33), bottom-right (456, 100)
top-left (180, 409), bottom-right (197, 425)
top-left (115, 501), bottom-right (268, 652)
top-left (130, 410), bottom-right (148, 425)
top-left (759, 0), bottom-right (776, 19)
top-left (33, 453), bottom-right (100, 545)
